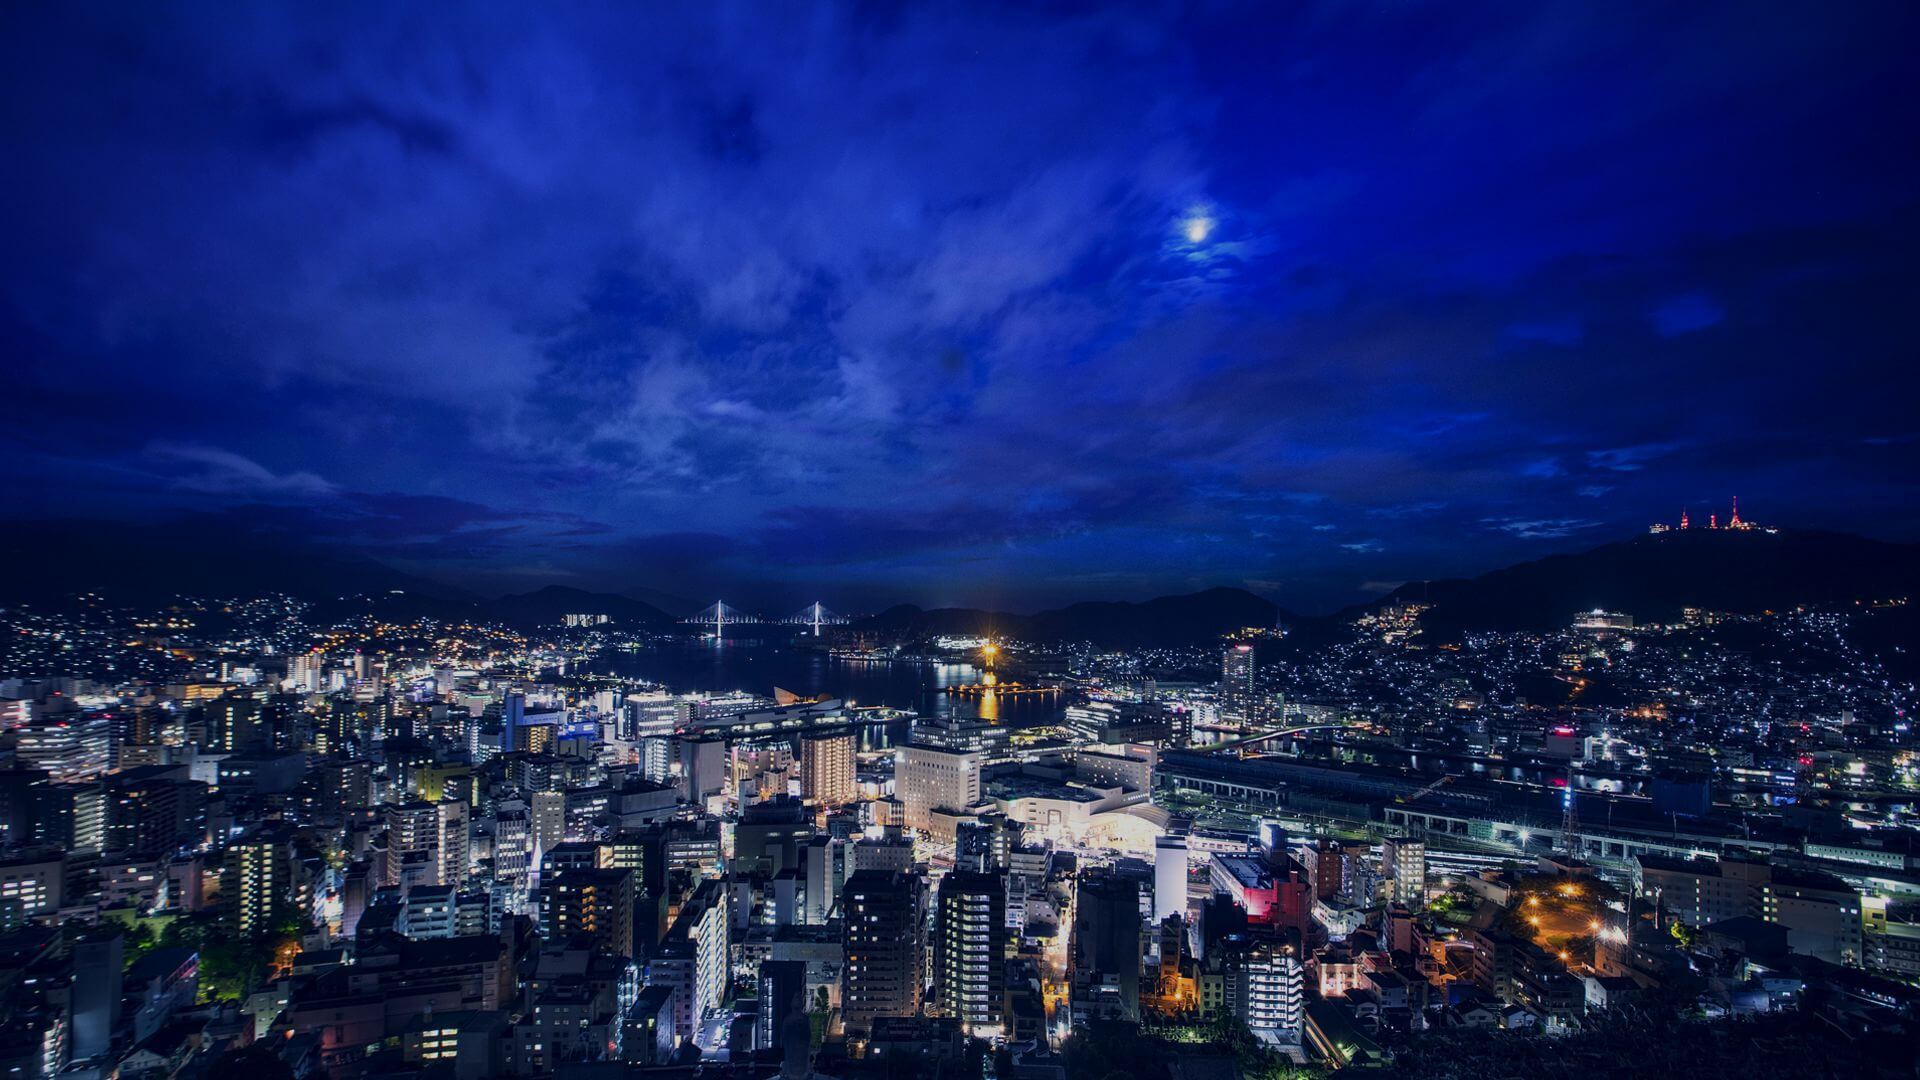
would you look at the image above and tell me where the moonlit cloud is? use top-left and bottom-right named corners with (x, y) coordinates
top-left (2, 2), bottom-right (1917, 612)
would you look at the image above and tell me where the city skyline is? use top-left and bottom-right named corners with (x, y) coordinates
top-left (4, 4), bottom-right (1918, 612)
top-left (6, 7), bottom-right (1920, 1076)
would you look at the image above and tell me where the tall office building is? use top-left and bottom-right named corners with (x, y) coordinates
top-left (105, 773), bottom-right (206, 858)
top-left (641, 737), bottom-right (674, 785)
top-left (439, 799), bottom-right (470, 886)
top-left (841, 869), bottom-right (924, 1035)
top-left (896, 742), bottom-right (982, 837)
top-left (41, 782), bottom-right (106, 854)
top-left (0, 852), bottom-right (64, 916)
top-left (1220, 643), bottom-right (1257, 722)
top-left (1072, 871), bottom-right (1142, 1024)
top-left (757, 958), bottom-right (808, 1055)
top-left (1154, 835), bottom-right (1189, 925)
top-left (501, 692), bottom-right (525, 752)
top-left (207, 695), bottom-right (266, 754)
top-left (934, 870), bottom-right (1009, 1036)
top-left (0, 770), bottom-right (50, 849)
top-left (320, 759), bottom-right (373, 810)
top-left (492, 801), bottom-right (531, 905)
top-left (288, 651), bottom-right (324, 693)
top-left (731, 741), bottom-right (795, 804)
top-left (623, 695), bottom-right (678, 742)
top-left (15, 717), bottom-right (111, 783)
top-left (800, 728), bottom-right (857, 808)
top-left (338, 860), bottom-right (372, 939)
top-left (679, 736), bottom-right (727, 805)
top-left (803, 836), bottom-right (850, 924)
top-left (71, 932), bottom-right (124, 1060)
top-left (530, 789), bottom-right (567, 857)
top-left (400, 883), bottom-right (457, 940)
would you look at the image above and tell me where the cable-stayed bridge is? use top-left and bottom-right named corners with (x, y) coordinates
top-left (681, 601), bottom-right (851, 636)
top-left (681, 601), bottom-right (761, 635)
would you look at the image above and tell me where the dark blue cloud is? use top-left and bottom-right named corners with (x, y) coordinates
top-left (1, 0), bottom-right (1916, 613)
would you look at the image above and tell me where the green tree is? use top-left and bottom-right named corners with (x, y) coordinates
top-left (121, 920), bottom-right (157, 968)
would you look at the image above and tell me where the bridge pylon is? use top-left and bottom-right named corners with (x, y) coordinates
top-left (784, 602), bottom-right (848, 636)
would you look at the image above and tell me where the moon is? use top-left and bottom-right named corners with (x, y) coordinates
top-left (1183, 214), bottom-right (1213, 243)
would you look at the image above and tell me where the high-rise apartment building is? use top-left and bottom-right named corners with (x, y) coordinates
top-left (956, 819), bottom-right (1009, 874)
top-left (800, 728), bottom-right (857, 808)
top-left (1242, 940), bottom-right (1305, 1039)
top-left (842, 869), bottom-right (925, 1035)
top-left (540, 867), bottom-right (636, 958)
top-left (1382, 836), bottom-right (1426, 908)
top-left (935, 870), bottom-right (1009, 1036)
top-left (651, 877), bottom-right (729, 1042)
top-left (1220, 643), bottom-right (1257, 722)
top-left (385, 801), bottom-right (450, 889)
top-left (230, 824), bottom-right (299, 935)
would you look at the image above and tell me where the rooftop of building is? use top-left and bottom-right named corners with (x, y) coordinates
top-left (1211, 852), bottom-right (1275, 890)
top-left (985, 776), bottom-right (1105, 803)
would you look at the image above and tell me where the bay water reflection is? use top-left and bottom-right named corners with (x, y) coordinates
top-left (576, 638), bottom-right (1066, 749)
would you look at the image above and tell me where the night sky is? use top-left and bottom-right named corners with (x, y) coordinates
top-left (3, 3), bottom-right (1917, 614)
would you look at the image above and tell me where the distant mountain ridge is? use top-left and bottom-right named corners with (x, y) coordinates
top-left (1363, 528), bottom-right (1920, 637)
top-left (483, 585), bottom-right (676, 628)
top-left (0, 518), bottom-right (471, 605)
top-left (855, 586), bottom-right (1283, 647)
top-left (5, 517), bottom-right (1916, 644)
top-left (0, 520), bottom-right (677, 629)
top-left (0, 518), bottom-right (1281, 641)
